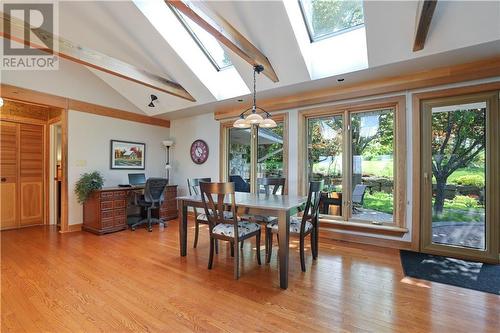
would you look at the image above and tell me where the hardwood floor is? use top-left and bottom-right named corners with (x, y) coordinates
top-left (1, 221), bottom-right (499, 333)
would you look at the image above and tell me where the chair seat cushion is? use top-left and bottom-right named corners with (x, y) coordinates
top-left (212, 221), bottom-right (261, 237)
top-left (197, 211), bottom-right (236, 222)
top-left (267, 216), bottom-right (313, 233)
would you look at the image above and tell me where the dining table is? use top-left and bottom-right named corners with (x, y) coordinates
top-left (177, 192), bottom-right (308, 289)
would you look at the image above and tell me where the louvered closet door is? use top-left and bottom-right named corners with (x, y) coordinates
top-left (0, 121), bottom-right (19, 229)
top-left (19, 123), bottom-right (44, 226)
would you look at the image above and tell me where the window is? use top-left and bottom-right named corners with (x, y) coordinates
top-left (301, 97), bottom-right (406, 230)
top-left (170, 6), bottom-right (232, 71)
top-left (222, 117), bottom-right (287, 193)
top-left (298, 0), bottom-right (364, 42)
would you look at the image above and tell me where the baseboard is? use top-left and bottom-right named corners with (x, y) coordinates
top-left (319, 228), bottom-right (413, 250)
top-left (60, 223), bottom-right (82, 233)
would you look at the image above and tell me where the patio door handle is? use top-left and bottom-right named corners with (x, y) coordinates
top-left (423, 172), bottom-right (429, 184)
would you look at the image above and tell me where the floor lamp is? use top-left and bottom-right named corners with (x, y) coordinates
top-left (162, 140), bottom-right (174, 183)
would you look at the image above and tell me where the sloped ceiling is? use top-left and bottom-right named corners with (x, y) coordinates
top-left (3, 1), bottom-right (500, 118)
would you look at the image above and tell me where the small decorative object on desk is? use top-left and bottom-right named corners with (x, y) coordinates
top-left (74, 171), bottom-right (104, 204)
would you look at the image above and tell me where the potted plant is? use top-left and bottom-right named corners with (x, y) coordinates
top-left (74, 171), bottom-right (104, 204)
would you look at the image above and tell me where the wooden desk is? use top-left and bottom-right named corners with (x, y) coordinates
top-left (83, 185), bottom-right (178, 235)
top-left (177, 193), bottom-right (307, 289)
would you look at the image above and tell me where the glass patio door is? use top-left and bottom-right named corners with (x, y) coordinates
top-left (421, 92), bottom-right (499, 262)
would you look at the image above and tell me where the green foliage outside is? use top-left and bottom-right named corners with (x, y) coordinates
top-left (307, 0), bottom-right (364, 38)
top-left (74, 171), bottom-right (104, 204)
top-left (363, 192), bottom-right (393, 214)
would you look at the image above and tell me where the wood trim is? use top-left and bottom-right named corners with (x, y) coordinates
top-left (413, 0), bottom-right (438, 52)
top-left (60, 223), bottom-right (82, 233)
top-left (319, 219), bottom-right (408, 237)
top-left (166, 1), bottom-right (278, 83)
top-left (1, 12), bottom-right (194, 101)
top-left (411, 82), bottom-right (500, 252)
top-left (59, 109), bottom-right (69, 233)
top-left (68, 100), bottom-right (171, 128)
top-left (214, 56), bottom-right (500, 120)
top-left (319, 228), bottom-right (413, 250)
top-left (1, 84), bottom-right (170, 128)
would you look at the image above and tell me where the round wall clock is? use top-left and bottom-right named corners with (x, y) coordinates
top-left (190, 139), bottom-right (209, 164)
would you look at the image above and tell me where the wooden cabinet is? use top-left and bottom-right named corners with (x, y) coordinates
top-left (82, 185), bottom-right (177, 235)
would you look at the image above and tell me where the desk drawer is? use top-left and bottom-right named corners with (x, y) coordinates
top-left (101, 201), bottom-right (113, 211)
top-left (113, 199), bottom-right (126, 209)
top-left (113, 191), bottom-right (127, 199)
top-left (114, 215), bottom-right (127, 227)
top-left (101, 218), bottom-right (114, 228)
top-left (101, 210), bottom-right (114, 220)
top-left (101, 192), bottom-right (114, 200)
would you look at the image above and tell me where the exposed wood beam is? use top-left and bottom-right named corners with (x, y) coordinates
top-left (214, 56), bottom-right (500, 120)
top-left (1, 84), bottom-right (171, 128)
top-left (0, 12), bottom-right (195, 102)
top-left (413, 0), bottom-right (438, 51)
top-left (166, 0), bottom-right (279, 83)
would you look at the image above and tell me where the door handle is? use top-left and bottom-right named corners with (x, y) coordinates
top-left (1, 178), bottom-right (6, 182)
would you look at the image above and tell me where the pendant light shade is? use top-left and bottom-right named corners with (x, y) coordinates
top-left (260, 117), bottom-right (277, 128)
top-left (246, 112), bottom-right (264, 124)
top-left (233, 65), bottom-right (275, 128)
top-left (233, 117), bottom-right (251, 128)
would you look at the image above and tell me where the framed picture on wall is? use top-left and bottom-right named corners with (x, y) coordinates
top-left (110, 140), bottom-right (146, 170)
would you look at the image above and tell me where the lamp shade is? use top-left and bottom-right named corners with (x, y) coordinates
top-left (260, 117), bottom-right (277, 128)
top-left (233, 117), bottom-right (251, 128)
top-left (162, 140), bottom-right (174, 147)
top-left (246, 112), bottom-right (264, 124)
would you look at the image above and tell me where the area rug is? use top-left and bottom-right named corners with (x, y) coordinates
top-left (400, 250), bottom-right (500, 295)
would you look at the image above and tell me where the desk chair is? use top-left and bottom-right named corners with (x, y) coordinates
top-left (266, 180), bottom-right (323, 272)
top-left (130, 178), bottom-right (168, 232)
top-left (200, 182), bottom-right (261, 279)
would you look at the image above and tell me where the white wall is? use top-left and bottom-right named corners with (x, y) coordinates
top-left (68, 111), bottom-right (170, 225)
top-left (169, 113), bottom-right (220, 196)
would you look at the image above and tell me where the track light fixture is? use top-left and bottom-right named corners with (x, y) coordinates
top-left (148, 94), bottom-right (158, 107)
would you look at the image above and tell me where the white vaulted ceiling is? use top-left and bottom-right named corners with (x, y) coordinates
top-left (2, 0), bottom-right (500, 118)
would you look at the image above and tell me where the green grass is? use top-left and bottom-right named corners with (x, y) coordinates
top-left (444, 167), bottom-right (484, 184)
top-left (360, 160), bottom-right (393, 178)
top-left (363, 192), bottom-right (393, 214)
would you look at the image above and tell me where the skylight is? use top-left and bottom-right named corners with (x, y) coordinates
top-left (134, 0), bottom-right (249, 101)
top-left (170, 6), bottom-right (232, 71)
top-left (298, 0), bottom-right (364, 42)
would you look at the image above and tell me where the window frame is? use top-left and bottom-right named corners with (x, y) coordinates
top-left (297, 0), bottom-right (365, 43)
top-left (220, 113), bottom-right (289, 193)
top-left (298, 96), bottom-right (407, 232)
top-left (169, 5), bottom-right (232, 72)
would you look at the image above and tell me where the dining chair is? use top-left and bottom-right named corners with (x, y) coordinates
top-left (240, 177), bottom-right (286, 250)
top-left (200, 182), bottom-right (261, 279)
top-left (265, 180), bottom-right (324, 272)
top-left (187, 177), bottom-right (212, 249)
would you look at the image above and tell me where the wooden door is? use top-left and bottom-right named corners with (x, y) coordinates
top-left (19, 123), bottom-right (44, 226)
top-left (0, 121), bottom-right (45, 230)
top-left (0, 121), bottom-right (19, 229)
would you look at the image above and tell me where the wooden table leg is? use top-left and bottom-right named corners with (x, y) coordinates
top-left (179, 201), bottom-right (187, 256)
top-left (278, 210), bottom-right (290, 289)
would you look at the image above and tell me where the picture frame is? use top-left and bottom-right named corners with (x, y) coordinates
top-left (110, 140), bottom-right (146, 170)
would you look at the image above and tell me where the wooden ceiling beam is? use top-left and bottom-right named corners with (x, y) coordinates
top-left (413, 0), bottom-right (438, 51)
top-left (0, 12), bottom-right (195, 102)
top-left (166, 0), bottom-right (279, 83)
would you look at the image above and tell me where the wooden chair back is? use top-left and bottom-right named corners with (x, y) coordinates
top-left (187, 177), bottom-right (212, 196)
top-left (300, 180), bottom-right (324, 233)
top-left (199, 182), bottom-right (239, 239)
top-left (257, 177), bottom-right (286, 195)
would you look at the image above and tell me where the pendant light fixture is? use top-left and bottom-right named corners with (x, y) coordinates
top-left (233, 65), bottom-right (277, 128)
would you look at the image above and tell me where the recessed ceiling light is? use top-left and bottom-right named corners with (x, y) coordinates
top-left (337, 78), bottom-right (345, 82)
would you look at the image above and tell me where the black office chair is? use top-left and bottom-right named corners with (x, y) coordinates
top-left (130, 178), bottom-right (168, 232)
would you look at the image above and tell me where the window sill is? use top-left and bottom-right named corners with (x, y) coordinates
top-left (319, 218), bottom-right (408, 236)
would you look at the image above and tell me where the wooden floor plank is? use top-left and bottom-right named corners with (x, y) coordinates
top-left (1, 222), bottom-right (499, 333)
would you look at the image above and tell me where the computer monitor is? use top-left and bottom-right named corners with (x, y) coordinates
top-left (128, 173), bottom-right (146, 186)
